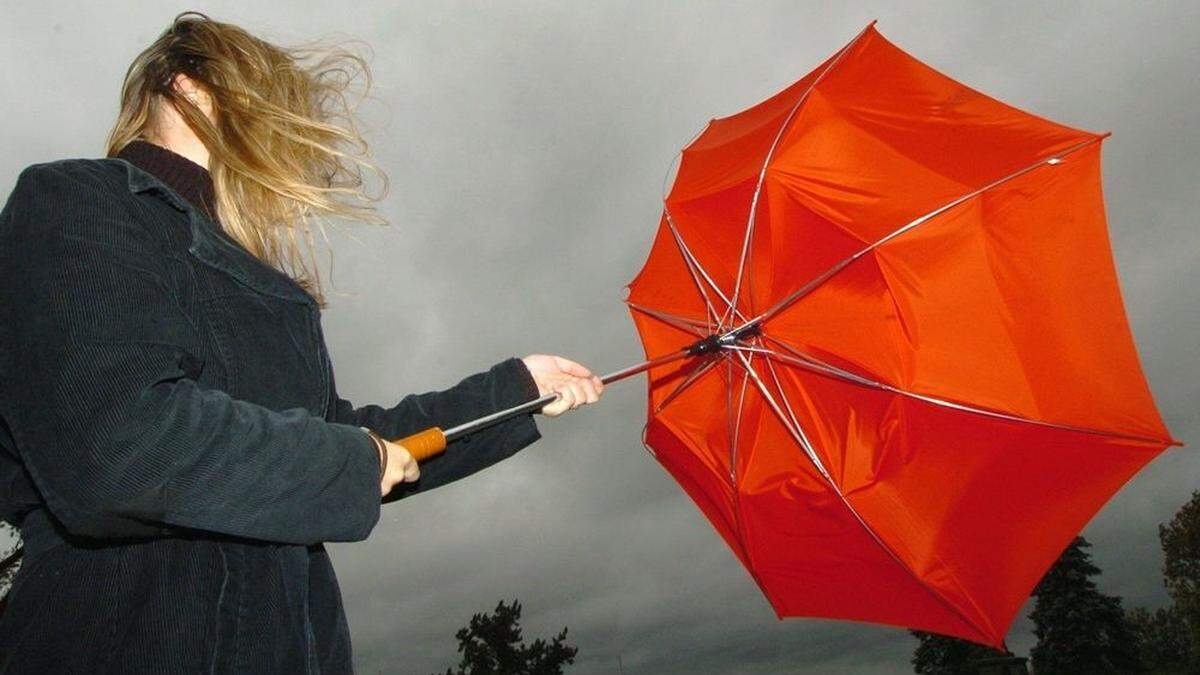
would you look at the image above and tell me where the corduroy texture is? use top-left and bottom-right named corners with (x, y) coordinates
top-left (116, 139), bottom-right (217, 221)
top-left (0, 156), bottom-right (542, 672)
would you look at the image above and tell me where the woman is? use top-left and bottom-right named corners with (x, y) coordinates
top-left (0, 11), bottom-right (602, 673)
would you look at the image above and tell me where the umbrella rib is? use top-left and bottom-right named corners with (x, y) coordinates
top-left (756, 335), bottom-right (1174, 447)
top-left (654, 355), bottom-right (721, 414)
top-left (761, 351), bottom-right (812, 463)
top-left (726, 20), bottom-right (877, 332)
top-left (625, 301), bottom-right (709, 337)
top-left (748, 135), bottom-right (1108, 327)
top-left (731, 350), bottom-right (834, 484)
top-left (638, 421), bottom-right (658, 461)
top-left (663, 209), bottom-right (721, 329)
top-left (724, 208), bottom-right (757, 331)
top-left (732, 355), bottom-right (751, 485)
top-left (725, 353), bottom-right (736, 484)
top-left (718, 349), bottom-right (778, 611)
top-left (730, 347), bottom-right (998, 642)
top-left (729, 343), bottom-right (869, 383)
top-left (664, 209), bottom-right (750, 326)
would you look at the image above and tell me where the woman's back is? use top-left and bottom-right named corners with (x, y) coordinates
top-left (0, 150), bottom-right (543, 673)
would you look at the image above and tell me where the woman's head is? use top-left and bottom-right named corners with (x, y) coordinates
top-left (106, 11), bottom-right (389, 307)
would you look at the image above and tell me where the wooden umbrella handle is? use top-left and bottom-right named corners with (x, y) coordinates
top-left (392, 427), bottom-right (447, 463)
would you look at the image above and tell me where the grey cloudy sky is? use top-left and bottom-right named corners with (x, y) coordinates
top-left (2, 2), bottom-right (1197, 673)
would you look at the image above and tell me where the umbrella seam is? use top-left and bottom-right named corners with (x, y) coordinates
top-left (648, 413), bottom-right (778, 611)
top-left (731, 21), bottom-right (877, 332)
top-left (751, 135), bottom-right (1108, 328)
top-left (734, 349), bottom-right (1000, 643)
top-left (799, 86), bottom-right (977, 189)
top-left (757, 333), bottom-right (1174, 447)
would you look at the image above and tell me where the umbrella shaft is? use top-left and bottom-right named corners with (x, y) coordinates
top-left (442, 348), bottom-right (692, 442)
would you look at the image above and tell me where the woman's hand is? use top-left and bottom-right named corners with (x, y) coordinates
top-left (380, 438), bottom-right (419, 496)
top-left (520, 354), bottom-right (604, 417)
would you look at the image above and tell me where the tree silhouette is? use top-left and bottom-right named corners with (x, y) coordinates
top-left (1160, 489), bottom-right (1200, 671)
top-left (909, 629), bottom-right (1015, 674)
top-left (1030, 535), bottom-right (1142, 674)
top-left (1127, 605), bottom-right (1193, 673)
top-left (440, 599), bottom-right (576, 675)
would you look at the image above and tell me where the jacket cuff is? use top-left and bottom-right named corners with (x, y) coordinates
top-left (485, 356), bottom-right (542, 449)
top-left (327, 423), bottom-right (384, 540)
top-left (495, 356), bottom-right (542, 409)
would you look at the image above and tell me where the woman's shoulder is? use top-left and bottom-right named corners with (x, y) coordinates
top-left (4, 158), bottom-right (159, 248)
top-left (13, 157), bottom-right (130, 200)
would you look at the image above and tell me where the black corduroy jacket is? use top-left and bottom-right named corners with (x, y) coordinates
top-left (0, 157), bottom-right (542, 673)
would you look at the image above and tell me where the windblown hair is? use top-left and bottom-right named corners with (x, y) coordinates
top-left (105, 10), bottom-right (389, 308)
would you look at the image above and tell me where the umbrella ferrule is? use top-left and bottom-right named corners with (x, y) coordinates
top-left (686, 322), bottom-right (762, 356)
top-left (685, 334), bottom-right (723, 356)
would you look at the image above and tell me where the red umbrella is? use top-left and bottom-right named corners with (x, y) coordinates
top-left (390, 19), bottom-right (1179, 650)
top-left (621, 21), bottom-right (1180, 647)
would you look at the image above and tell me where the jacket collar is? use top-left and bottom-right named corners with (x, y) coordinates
top-left (107, 157), bottom-right (316, 307)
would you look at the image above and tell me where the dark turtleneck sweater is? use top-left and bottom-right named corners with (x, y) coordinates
top-left (116, 139), bottom-right (218, 221)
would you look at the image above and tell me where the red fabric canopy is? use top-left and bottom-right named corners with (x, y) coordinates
top-left (625, 22), bottom-right (1179, 648)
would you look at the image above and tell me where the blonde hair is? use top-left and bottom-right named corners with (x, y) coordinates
top-left (105, 10), bottom-right (389, 308)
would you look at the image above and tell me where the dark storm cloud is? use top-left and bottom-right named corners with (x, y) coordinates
top-left (2, 2), bottom-right (1195, 673)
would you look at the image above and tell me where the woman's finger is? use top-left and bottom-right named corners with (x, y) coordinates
top-left (559, 382), bottom-right (578, 411)
top-left (537, 374), bottom-right (605, 416)
top-left (561, 385), bottom-right (579, 411)
top-left (543, 388), bottom-right (571, 416)
top-left (382, 442), bottom-right (420, 493)
top-left (583, 380), bottom-right (599, 404)
top-left (578, 375), bottom-right (600, 404)
top-left (568, 381), bottom-right (589, 409)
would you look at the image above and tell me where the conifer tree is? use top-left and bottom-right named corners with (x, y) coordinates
top-left (1159, 488), bottom-right (1200, 672)
top-left (1029, 536), bottom-right (1142, 674)
top-left (440, 599), bottom-right (576, 675)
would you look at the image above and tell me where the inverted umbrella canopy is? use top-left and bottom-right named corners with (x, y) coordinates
top-left (624, 22), bottom-right (1180, 648)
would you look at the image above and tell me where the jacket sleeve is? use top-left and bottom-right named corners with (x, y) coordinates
top-left (0, 164), bottom-right (383, 545)
top-left (328, 355), bottom-right (543, 503)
